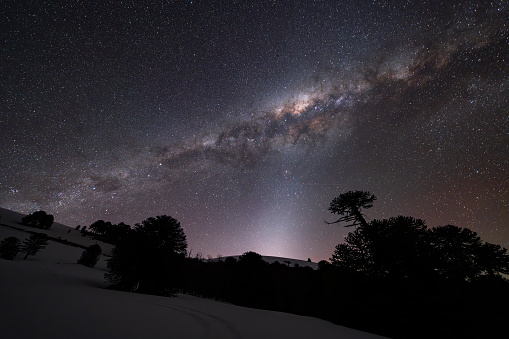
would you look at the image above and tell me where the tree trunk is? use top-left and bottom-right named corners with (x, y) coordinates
top-left (352, 207), bottom-right (368, 228)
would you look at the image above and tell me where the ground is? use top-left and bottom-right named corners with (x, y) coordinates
top-left (0, 208), bottom-right (385, 339)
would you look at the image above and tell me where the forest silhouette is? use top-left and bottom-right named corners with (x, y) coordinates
top-left (3, 191), bottom-right (508, 338)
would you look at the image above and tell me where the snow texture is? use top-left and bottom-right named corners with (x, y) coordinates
top-left (0, 208), bottom-right (385, 338)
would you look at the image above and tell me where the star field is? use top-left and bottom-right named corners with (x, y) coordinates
top-left (1, 0), bottom-right (508, 261)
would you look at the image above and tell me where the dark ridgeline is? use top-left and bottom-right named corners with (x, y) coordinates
top-left (98, 192), bottom-right (509, 338)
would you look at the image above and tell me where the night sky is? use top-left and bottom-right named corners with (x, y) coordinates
top-left (1, 0), bottom-right (508, 261)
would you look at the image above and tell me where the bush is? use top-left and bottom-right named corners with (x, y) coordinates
top-left (21, 211), bottom-right (54, 229)
top-left (0, 237), bottom-right (21, 260)
top-left (77, 244), bottom-right (102, 267)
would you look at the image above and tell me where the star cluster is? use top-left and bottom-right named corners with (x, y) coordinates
top-left (1, 0), bottom-right (507, 260)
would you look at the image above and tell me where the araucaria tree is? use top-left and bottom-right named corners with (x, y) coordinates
top-left (331, 216), bottom-right (430, 278)
top-left (20, 233), bottom-right (49, 260)
top-left (88, 220), bottom-right (131, 244)
top-left (327, 191), bottom-right (376, 227)
top-left (77, 244), bottom-right (102, 268)
top-left (0, 237), bottom-right (21, 260)
top-left (429, 225), bottom-right (509, 281)
top-left (329, 191), bottom-right (509, 281)
top-left (105, 215), bottom-right (187, 296)
top-left (21, 211), bottom-right (54, 229)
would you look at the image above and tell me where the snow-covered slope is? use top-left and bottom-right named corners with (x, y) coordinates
top-left (0, 207), bottom-right (114, 255)
top-left (0, 208), bottom-right (386, 338)
top-left (218, 255), bottom-right (319, 269)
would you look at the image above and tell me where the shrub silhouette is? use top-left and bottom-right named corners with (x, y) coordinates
top-left (21, 211), bottom-right (54, 229)
top-left (77, 244), bottom-right (102, 267)
top-left (0, 237), bottom-right (21, 260)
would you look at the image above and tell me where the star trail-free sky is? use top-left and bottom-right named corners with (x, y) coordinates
top-left (1, 0), bottom-right (508, 261)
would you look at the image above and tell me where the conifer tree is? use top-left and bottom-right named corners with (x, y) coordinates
top-left (20, 233), bottom-right (49, 260)
top-left (21, 211), bottom-right (54, 229)
top-left (106, 215), bottom-right (187, 295)
top-left (77, 244), bottom-right (102, 267)
top-left (327, 191), bottom-right (376, 227)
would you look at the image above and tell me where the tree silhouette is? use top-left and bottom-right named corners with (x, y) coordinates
top-left (134, 216), bottom-right (187, 256)
top-left (331, 216), bottom-right (433, 278)
top-left (106, 215), bottom-right (187, 295)
top-left (330, 232), bottom-right (371, 273)
top-left (21, 211), bottom-right (54, 229)
top-left (88, 220), bottom-right (131, 244)
top-left (476, 242), bottom-right (509, 277)
top-left (0, 237), bottom-right (21, 260)
top-left (77, 244), bottom-right (102, 267)
top-left (89, 220), bottom-right (112, 235)
top-left (368, 216), bottom-right (430, 278)
top-left (237, 251), bottom-right (269, 306)
top-left (317, 260), bottom-right (332, 271)
top-left (430, 225), bottom-right (509, 281)
top-left (20, 233), bottom-right (49, 260)
top-left (239, 251), bottom-right (265, 266)
top-left (330, 215), bottom-right (509, 281)
top-left (327, 191), bottom-right (376, 227)
top-left (109, 222), bottom-right (132, 243)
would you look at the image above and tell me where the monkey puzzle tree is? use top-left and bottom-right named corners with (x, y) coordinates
top-left (329, 208), bottom-right (509, 281)
top-left (327, 191), bottom-right (376, 227)
top-left (429, 225), bottom-right (509, 281)
top-left (105, 215), bottom-right (187, 296)
top-left (331, 216), bottom-right (432, 279)
top-left (20, 233), bottom-right (49, 260)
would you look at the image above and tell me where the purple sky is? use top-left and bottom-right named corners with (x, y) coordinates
top-left (2, 1), bottom-right (507, 261)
